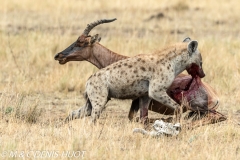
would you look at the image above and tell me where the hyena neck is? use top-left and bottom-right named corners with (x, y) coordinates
top-left (173, 52), bottom-right (189, 76)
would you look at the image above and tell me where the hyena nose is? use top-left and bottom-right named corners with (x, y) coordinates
top-left (199, 70), bottom-right (205, 78)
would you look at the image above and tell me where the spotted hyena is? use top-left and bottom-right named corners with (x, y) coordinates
top-left (81, 38), bottom-right (205, 123)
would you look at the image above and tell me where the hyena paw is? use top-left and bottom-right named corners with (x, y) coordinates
top-left (65, 109), bottom-right (80, 123)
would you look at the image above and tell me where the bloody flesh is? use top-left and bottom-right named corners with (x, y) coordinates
top-left (169, 63), bottom-right (208, 112)
top-left (148, 64), bottom-right (216, 115)
top-left (149, 75), bottom-right (209, 115)
top-left (147, 64), bottom-right (226, 126)
top-left (168, 75), bottom-right (209, 112)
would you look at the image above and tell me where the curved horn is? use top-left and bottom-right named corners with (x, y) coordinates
top-left (82, 18), bottom-right (117, 36)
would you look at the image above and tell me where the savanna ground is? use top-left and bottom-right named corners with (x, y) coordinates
top-left (0, 0), bottom-right (240, 159)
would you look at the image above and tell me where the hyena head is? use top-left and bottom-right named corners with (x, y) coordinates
top-left (183, 37), bottom-right (205, 78)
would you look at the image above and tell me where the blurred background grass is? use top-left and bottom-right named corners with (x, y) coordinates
top-left (0, 0), bottom-right (239, 111)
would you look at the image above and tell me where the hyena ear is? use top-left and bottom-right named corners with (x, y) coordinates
top-left (183, 37), bottom-right (191, 42)
top-left (187, 41), bottom-right (198, 56)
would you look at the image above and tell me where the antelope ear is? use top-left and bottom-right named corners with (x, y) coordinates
top-left (97, 37), bottom-right (101, 42)
top-left (90, 34), bottom-right (99, 44)
top-left (183, 37), bottom-right (191, 43)
top-left (187, 40), bottom-right (198, 56)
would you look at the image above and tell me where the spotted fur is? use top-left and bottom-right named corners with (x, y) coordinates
top-left (83, 40), bottom-right (204, 123)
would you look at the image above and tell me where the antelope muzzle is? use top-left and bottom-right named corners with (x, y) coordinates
top-left (54, 42), bottom-right (76, 65)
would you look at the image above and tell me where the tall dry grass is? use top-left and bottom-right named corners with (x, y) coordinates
top-left (0, 0), bottom-right (240, 159)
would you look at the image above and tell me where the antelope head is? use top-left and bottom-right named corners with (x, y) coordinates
top-left (54, 18), bottom-right (117, 64)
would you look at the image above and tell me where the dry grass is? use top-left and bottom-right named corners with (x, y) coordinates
top-left (0, 0), bottom-right (240, 159)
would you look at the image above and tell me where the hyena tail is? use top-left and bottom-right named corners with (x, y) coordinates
top-left (83, 92), bottom-right (92, 116)
top-left (84, 92), bottom-right (88, 100)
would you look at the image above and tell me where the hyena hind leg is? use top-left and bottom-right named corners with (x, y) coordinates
top-left (65, 99), bottom-right (92, 122)
top-left (87, 85), bottom-right (109, 123)
top-left (90, 97), bottom-right (108, 124)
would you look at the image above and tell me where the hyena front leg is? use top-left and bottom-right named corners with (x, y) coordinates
top-left (148, 80), bottom-right (181, 122)
top-left (149, 89), bottom-right (182, 123)
top-left (149, 80), bottom-right (181, 121)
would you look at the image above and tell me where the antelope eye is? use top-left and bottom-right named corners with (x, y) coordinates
top-left (74, 42), bottom-right (81, 47)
